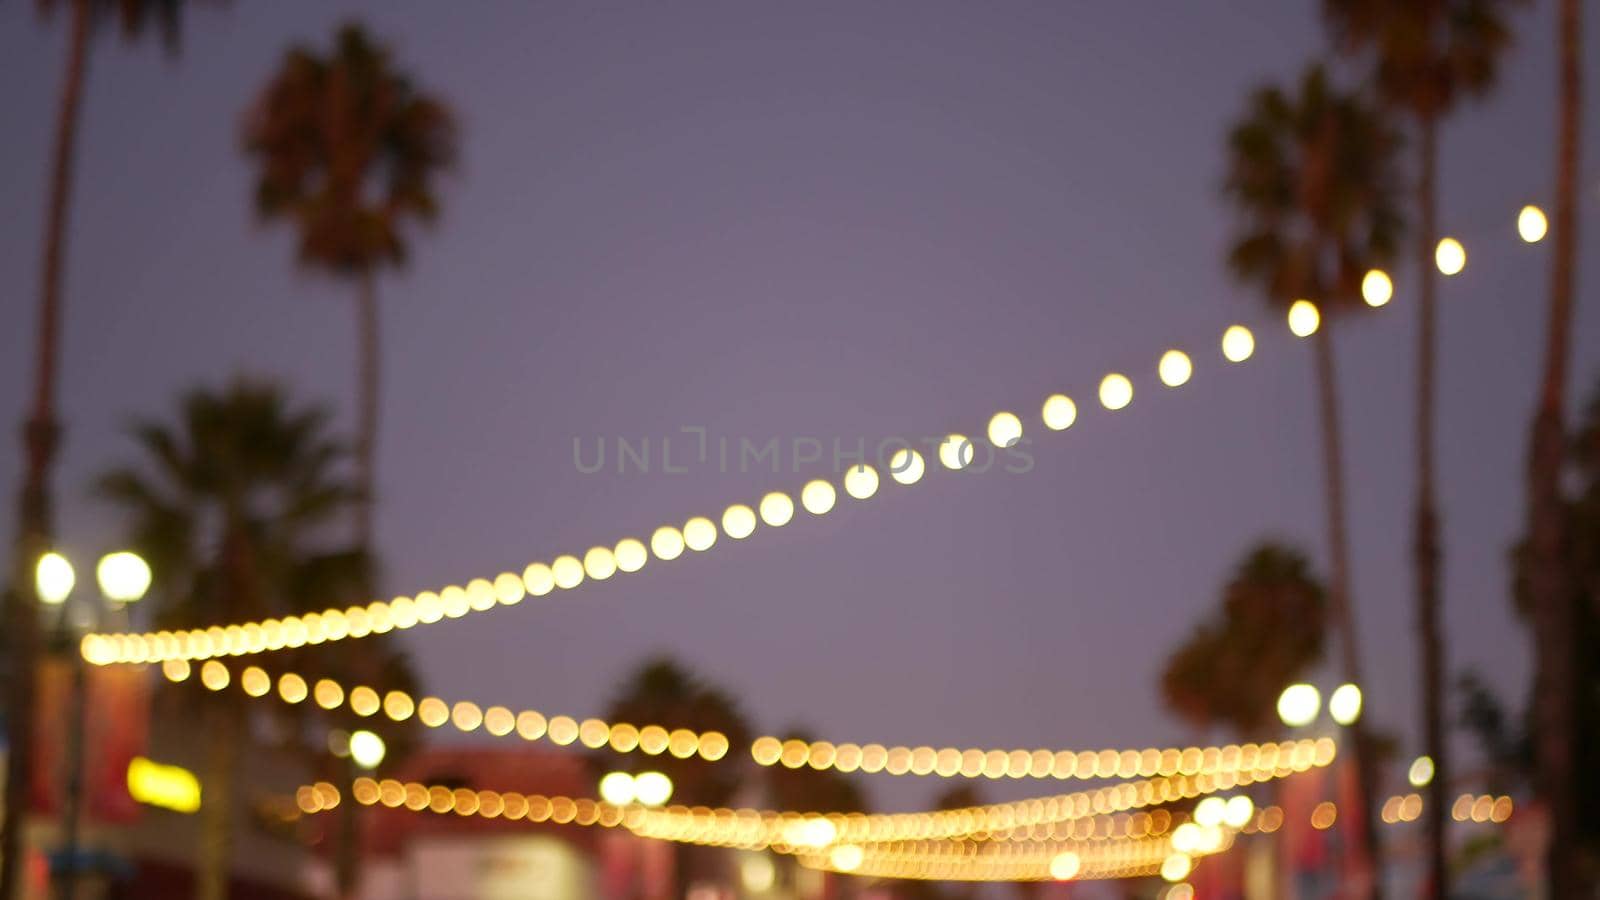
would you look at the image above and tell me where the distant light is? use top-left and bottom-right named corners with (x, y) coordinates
top-left (1158, 350), bottom-right (1193, 387)
top-left (1223, 795), bottom-right (1255, 828)
top-left (127, 757), bottom-right (200, 813)
top-left (1221, 325), bottom-right (1255, 362)
top-left (1161, 852), bottom-right (1193, 883)
top-left (938, 434), bottom-right (974, 470)
top-left (829, 844), bottom-right (864, 872)
top-left (1166, 885), bottom-right (1195, 900)
top-left (843, 465), bottom-right (880, 500)
top-left (800, 480), bottom-right (837, 515)
top-left (349, 730), bottom-right (386, 770)
top-left (1518, 205), bottom-right (1547, 243)
top-left (632, 771), bottom-right (673, 807)
top-left (650, 526), bottom-right (685, 561)
top-left (1041, 394), bottom-right (1077, 430)
top-left (1362, 269), bottom-right (1393, 307)
top-left (1099, 374), bottom-right (1133, 411)
top-left (598, 771), bottom-right (636, 806)
top-left (1277, 683), bottom-right (1321, 727)
top-left (1170, 822), bottom-right (1202, 853)
top-left (1311, 801), bottom-right (1338, 830)
top-left (721, 504), bottom-right (757, 539)
top-left (36, 552), bottom-right (74, 605)
top-left (1193, 796), bottom-right (1226, 827)
top-left (614, 538), bottom-right (648, 573)
top-left (582, 546), bottom-right (617, 580)
top-left (683, 517), bottom-right (717, 552)
top-left (889, 448), bottom-right (925, 485)
top-left (759, 492), bottom-right (795, 526)
top-left (1329, 683), bottom-right (1363, 725)
top-left (740, 855), bottom-right (776, 892)
top-left (1287, 300), bottom-right (1320, 337)
top-left (1435, 238), bottom-right (1466, 275)
top-left (987, 412), bottom-right (1023, 448)
top-left (1049, 851), bottom-right (1081, 880)
top-left (551, 555), bottom-right (584, 589)
top-left (1408, 755), bottom-right (1435, 787)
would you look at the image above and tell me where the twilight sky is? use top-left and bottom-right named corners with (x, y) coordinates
top-left (2, 2), bottom-right (1596, 813)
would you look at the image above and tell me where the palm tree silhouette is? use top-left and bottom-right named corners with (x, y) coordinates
top-left (242, 22), bottom-right (457, 548)
top-left (4, 3), bottom-right (224, 892)
top-left (1221, 63), bottom-right (1404, 897)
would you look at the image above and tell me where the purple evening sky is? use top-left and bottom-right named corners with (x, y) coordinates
top-left (2, 2), bottom-right (1596, 812)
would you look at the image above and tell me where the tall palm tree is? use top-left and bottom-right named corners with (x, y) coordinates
top-left (3, 4), bottom-right (218, 895)
top-left (1161, 543), bottom-right (1326, 736)
top-left (605, 658), bottom-right (753, 894)
top-left (1221, 64), bottom-right (1404, 898)
top-left (96, 380), bottom-right (365, 900)
top-left (241, 23), bottom-right (456, 548)
top-left (1319, 3), bottom-right (1521, 893)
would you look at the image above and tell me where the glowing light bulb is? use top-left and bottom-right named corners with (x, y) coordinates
top-left (1161, 853), bottom-right (1193, 883)
top-left (758, 492), bottom-right (794, 526)
top-left (35, 552), bottom-right (74, 605)
top-left (1329, 683), bottom-right (1362, 725)
top-left (1193, 796), bottom-right (1226, 827)
top-left (614, 538), bottom-right (648, 573)
top-left (1099, 374), bottom-right (1133, 410)
top-left (349, 730), bottom-right (386, 770)
top-left (1408, 755), bottom-right (1435, 787)
top-left (889, 448), bottom-right (925, 484)
top-left (938, 435), bottom-right (973, 470)
top-left (1158, 350), bottom-right (1192, 387)
top-left (721, 504), bottom-right (757, 539)
top-left (1277, 683), bottom-right (1320, 727)
top-left (1518, 205), bottom-right (1547, 243)
top-left (632, 771), bottom-right (673, 807)
top-left (582, 546), bottom-right (617, 580)
top-left (987, 412), bottom-right (1023, 448)
top-left (1287, 300), bottom-right (1320, 337)
top-left (551, 555), bottom-right (584, 589)
top-left (598, 771), bottom-right (636, 805)
top-left (683, 517), bottom-right (717, 551)
top-left (801, 480), bottom-right (836, 515)
top-left (1049, 850), bottom-right (1081, 880)
top-left (829, 844), bottom-right (864, 872)
top-left (1435, 238), bottom-right (1466, 275)
top-left (1362, 269), bottom-right (1393, 307)
top-left (1041, 394), bottom-right (1077, 430)
top-left (97, 552), bottom-right (151, 602)
top-left (522, 563), bottom-right (555, 596)
top-left (651, 526), bottom-right (686, 561)
top-left (1223, 795), bottom-right (1254, 828)
top-left (843, 465), bottom-right (880, 499)
top-left (1221, 325), bottom-right (1254, 362)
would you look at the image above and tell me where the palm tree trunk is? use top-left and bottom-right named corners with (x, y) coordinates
top-left (1413, 112), bottom-right (1450, 900)
top-left (355, 270), bottom-right (379, 548)
top-left (197, 699), bottom-right (242, 900)
top-left (1311, 326), bottom-right (1380, 899)
top-left (1, 2), bottom-right (90, 896)
top-left (1527, 0), bottom-right (1584, 894)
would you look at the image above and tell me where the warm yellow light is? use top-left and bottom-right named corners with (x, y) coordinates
top-left (96, 552), bottom-right (151, 602)
top-left (492, 572), bottom-right (525, 606)
top-left (938, 434), bottom-right (973, 470)
top-left (721, 504), bottom-right (757, 539)
top-left (683, 517), bottom-right (717, 551)
top-left (740, 855), bottom-right (777, 892)
top-left (522, 562), bottom-right (555, 597)
top-left (843, 465), bottom-right (880, 499)
top-left (598, 771), bottom-right (636, 805)
top-left (384, 691), bottom-right (414, 721)
top-left (314, 679), bottom-right (344, 710)
top-left (987, 412), bottom-right (1023, 448)
top-left (1311, 801), bottom-right (1338, 829)
top-left (612, 538), bottom-right (647, 573)
top-left (1329, 683), bottom-right (1362, 725)
top-left (1041, 394), bottom-right (1077, 430)
top-left (349, 730), bottom-right (386, 770)
top-left (127, 756), bottom-right (200, 813)
top-left (1049, 850), bottom-right (1081, 880)
top-left (240, 666), bottom-right (270, 698)
top-left (1435, 238), bottom-right (1466, 275)
top-left (632, 771), bottom-right (673, 807)
top-left (1193, 796), bottom-right (1226, 827)
top-left (1161, 853), bottom-right (1193, 883)
top-left (1518, 205), bottom-right (1548, 243)
top-left (801, 480), bottom-right (837, 515)
top-left (759, 492), bottom-right (795, 526)
top-left (1167, 885), bottom-right (1195, 900)
top-left (829, 844), bottom-right (865, 872)
top-left (1223, 795), bottom-right (1254, 828)
top-left (551, 555), bottom-right (585, 588)
top-left (1098, 374), bottom-right (1133, 410)
top-left (1158, 350), bottom-right (1192, 388)
top-left (1287, 300), bottom-right (1320, 337)
top-left (582, 546), bottom-right (617, 580)
top-left (200, 660), bottom-right (230, 691)
top-left (1277, 683), bottom-right (1320, 727)
top-left (889, 448), bottom-right (925, 484)
top-left (1408, 755), bottom-right (1435, 787)
top-left (1221, 325), bottom-right (1255, 362)
top-left (1361, 269), bottom-right (1393, 308)
top-left (278, 673), bottom-right (308, 704)
top-left (650, 526), bottom-right (686, 561)
top-left (35, 552), bottom-right (74, 605)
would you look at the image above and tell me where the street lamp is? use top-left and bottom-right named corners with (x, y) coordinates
top-left (348, 730), bottom-right (387, 771)
top-left (36, 550), bottom-right (149, 900)
top-left (597, 770), bottom-right (673, 808)
top-left (1276, 683), bottom-right (1321, 728)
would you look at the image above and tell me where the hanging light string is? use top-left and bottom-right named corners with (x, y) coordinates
top-left (170, 656), bottom-right (1334, 784)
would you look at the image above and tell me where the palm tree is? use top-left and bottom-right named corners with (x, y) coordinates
top-left (96, 380), bottom-right (367, 900)
top-left (1319, 3), bottom-right (1521, 892)
top-left (1161, 543), bottom-right (1326, 736)
top-left (605, 658), bottom-right (753, 894)
top-left (241, 23), bottom-right (457, 548)
top-left (3, 4), bottom-right (220, 894)
top-left (1221, 64), bottom-right (1404, 898)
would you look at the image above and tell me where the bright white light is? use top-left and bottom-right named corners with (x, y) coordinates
top-left (1408, 755), bottom-right (1435, 787)
top-left (843, 465), bottom-right (880, 500)
top-left (633, 771), bottom-right (673, 807)
top-left (1041, 394), bottom-right (1077, 430)
top-left (36, 552), bottom-right (75, 605)
top-left (650, 526), bottom-right (685, 561)
top-left (987, 412), bottom-right (1023, 448)
top-left (1288, 300), bottom-right (1320, 337)
top-left (1099, 374), bottom-right (1133, 410)
top-left (598, 771), bottom-right (636, 805)
top-left (829, 844), bottom-right (864, 872)
top-left (800, 480), bottom-right (837, 515)
top-left (1222, 325), bottom-right (1255, 362)
top-left (759, 492), bottom-right (795, 527)
top-left (722, 504), bottom-right (757, 539)
top-left (683, 517), bottom-right (717, 552)
top-left (1223, 795), bottom-right (1254, 828)
top-left (1161, 853), bottom-right (1193, 883)
top-left (1158, 351), bottom-right (1192, 387)
top-left (614, 539), bottom-right (648, 573)
top-left (1277, 683), bottom-right (1321, 727)
top-left (349, 730), bottom-right (386, 770)
top-left (1049, 850), bottom-right (1081, 880)
top-left (889, 448), bottom-right (925, 485)
top-left (96, 551), bottom-right (151, 602)
top-left (1170, 822), bottom-right (1201, 853)
top-left (1435, 238), bottom-right (1466, 275)
top-left (1362, 269), bottom-right (1393, 307)
top-left (1329, 683), bottom-right (1363, 725)
top-left (1194, 796), bottom-right (1226, 827)
top-left (938, 435), bottom-right (974, 470)
top-left (1518, 205), bottom-right (1548, 243)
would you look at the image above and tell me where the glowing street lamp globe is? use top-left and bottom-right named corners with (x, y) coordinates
top-left (36, 552), bottom-right (75, 605)
top-left (348, 730), bottom-right (387, 770)
top-left (1328, 683), bottom-right (1362, 726)
top-left (1276, 683), bottom-right (1321, 728)
top-left (97, 552), bottom-right (151, 603)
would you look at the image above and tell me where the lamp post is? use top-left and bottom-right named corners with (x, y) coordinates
top-left (36, 550), bottom-right (150, 900)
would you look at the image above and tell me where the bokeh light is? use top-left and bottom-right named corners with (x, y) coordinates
top-left (1328, 683), bottom-right (1362, 725)
top-left (683, 517), bottom-right (718, 551)
top-left (1408, 755), bottom-right (1435, 787)
top-left (759, 492), bottom-right (795, 526)
top-left (1518, 205), bottom-right (1547, 243)
top-left (1435, 237), bottom-right (1466, 275)
top-left (1361, 269), bottom-right (1393, 308)
top-left (1221, 325), bottom-right (1255, 362)
top-left (35, 552), bottom-right (74, 605)
top-left (1158, 351), bottom-right (1192, 387)
top-left (801, 480), bottom-right (837, 514)
top-left (721, 504), bottom-right (757, 539)
top-left (889, 448), bottom-right (925, 484)
top-left (1041, 394), bottom-right (1077, 430)
top-left (650, 526), bottom-right (686, 561)
top-left (987, 412), bottom-right (1023, 448)
top-left (1287, 300), bottom-right (1320, 337)
top-left (1276, 683), bottom-right (1320, 727)
top-left (938, 434), bottom-right (974, 470)
top-left (843, 465), bottom-right (880, 499)
top-left (1098, 374), bottom-right (1133, 411)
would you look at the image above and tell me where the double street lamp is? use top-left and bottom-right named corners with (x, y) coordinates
top-left (35, 550), bottom-right (151, 900)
